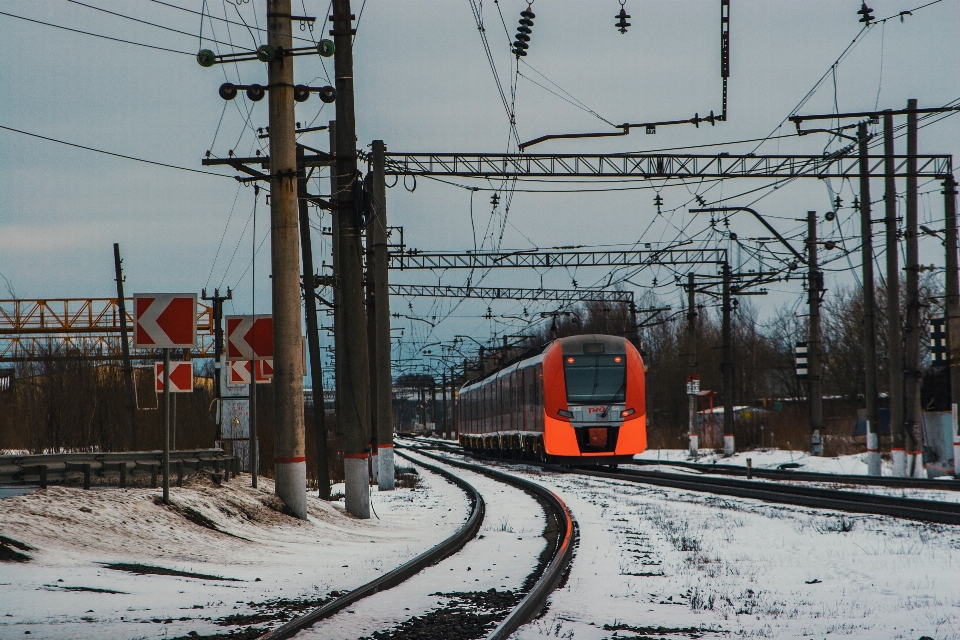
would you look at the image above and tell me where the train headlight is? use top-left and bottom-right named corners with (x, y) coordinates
top-left (621, 408), bottom-right (635, 417)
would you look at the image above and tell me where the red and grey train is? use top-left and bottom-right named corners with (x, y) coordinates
top-left (458, 334), bottom-right (647, 464)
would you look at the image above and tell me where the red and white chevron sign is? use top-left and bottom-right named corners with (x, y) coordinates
top-left (154, 361), bottom-right (194, 393)
top-left (134, 294), bottom-right (197, 349)
top-left (227, 359), bottom-right (273, 385)
top-left (225, 315), bottom-right (273, 361)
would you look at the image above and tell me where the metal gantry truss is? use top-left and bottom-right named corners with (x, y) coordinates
top-left (0, 298), bottom-right (215, 362)
top-left (388, 284), bottom-right (634, 305)
top-left (388, 248), bottom-right (728, 270)
top-left (382, 152), bottom-right (952, 179)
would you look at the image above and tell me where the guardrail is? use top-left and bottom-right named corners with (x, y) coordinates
top-left (0, 449), bottom-right (237, 489)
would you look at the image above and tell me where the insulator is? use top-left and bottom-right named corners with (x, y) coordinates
top-left (517, 25), bottom-right (531, 35)
top-left (294, 84), bottom-right (311, 102)
top-left (824, 211), bottom-right (836, 222)
top-left (318, 85), bottom-right (337, 103)
top-left (317, 39), bottom-right (335, 57)
top-left (616, 7), bottom-right (631, 33)
top-left (218, 82), bottom-right (238, 101)
top-left (246, 84), bottom-right (266, 102)
top-left (521, 9), bottom-right (535, 19)
top-left (729, 232), bottom-right (738, 241)
top-left (519, 18), bottom-right (534, 28)
top-left (516, 33), bottom-right (530, 42)
top-left (513, 40), bottom-right (529, 50)
top-left (857, 2), bottom-right (875, 24)
top-left (256, 44), bottom-right (277, 63)
top-left (512, 48), bottom-right (527, 57)
top-left (196, 49), bottom-right (216, 67)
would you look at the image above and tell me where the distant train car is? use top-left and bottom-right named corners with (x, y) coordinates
top-left (458, 334), bottom-right (646, 464)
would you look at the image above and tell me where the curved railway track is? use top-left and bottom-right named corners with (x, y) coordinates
top-left (258, 447), bottom-right (575, 640)
top-left (412, 438), bottom-right (960, 526)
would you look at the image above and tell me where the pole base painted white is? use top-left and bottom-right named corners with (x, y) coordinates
top-left (688, 434), bottom-right (699, 457)
top-left (275, 461), bottom-right (308, 520)
top-left (370, 451), bottom-right (379, 484)
top-left (811, 430), bottom-right (823, 456)
top-left (955, 443), bottom-right (960, 477)
top-left (912, 452), bottom-right (925, 478)
top-left (723, 435), bottom-right (735, 456)
top-left (866, 432), bottom-right (881, 476)
top-left (344, 457), bottom-right (371, 519)
top-left (906, 452), bottom-right (916, 477)
top-left (891, 449), bottom-right (907, 477)
top-left (378, 446), bottom-right (395, 490)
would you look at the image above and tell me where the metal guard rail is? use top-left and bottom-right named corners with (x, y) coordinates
top-left (1, 449), bottom-right (233, 487)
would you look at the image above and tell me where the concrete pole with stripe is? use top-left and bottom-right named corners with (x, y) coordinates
top-left (884, 111), bottom-right (907, 477)
top-left (332, 0), bottom-right (372, 517)
top-left (371, 140), bottom-right (395, 489)
top-left (266, 0), bottom-right (307, 519)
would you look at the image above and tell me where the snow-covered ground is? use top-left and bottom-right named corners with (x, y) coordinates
top-left (295, 449), bottom-right (546, 638)
top-left (470, 461), bottom-right (960, 640)
top-left (635, 448), bottom-right (888, 475)
top-left (0, 469), bottom-right (469, 639)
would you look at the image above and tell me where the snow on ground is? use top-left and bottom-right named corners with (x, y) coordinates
top-left (465, 461), bottom-right (960, 640)
top-left (635, 448), bottom-right (889, 475)
top-left (0, 468), bottom-right (469, 639)
top-left (295, 449), bottom-right (546, 639)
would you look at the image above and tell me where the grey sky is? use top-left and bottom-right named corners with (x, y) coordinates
top-left (2, 0), bottom-right (959, 383)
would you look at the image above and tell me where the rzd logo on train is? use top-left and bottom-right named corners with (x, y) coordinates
top-left (588, 407), bottom-right (606, 414)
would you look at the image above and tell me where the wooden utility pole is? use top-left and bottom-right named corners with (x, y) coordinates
top-left (857, 122), bottom-right (881, 475)
top-left (332, 0), bottom-right (372, 518)
top-left (370, 140), bottom-right (394, 487)
top-left (113, 243), bottom-right (136, 450)
top-left (807, 211), bottom-right (824, 456)
top-left (297, 145), bottom-right (331, 500)
top-left (722, 262), bottom-right (734, 455)
top-left (944, 174), bottom-right (960, 476)
top-left (903, 99), bottom-right (924, 476)
top-left (884, 110), bottom-right (907, 477)
top-left (266, 0), bottom-right (307, 518)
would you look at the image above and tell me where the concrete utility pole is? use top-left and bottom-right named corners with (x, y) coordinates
top-left (943, 175), bottom-right (960, 475)
top-left (328, 121), bottom-right (342, 438)
top-left (297, 146), bottom-right (331, 500)
top-left (369, 140), bottom-right (394, 489)
top-left (903, 99), bottom-right (924, 477)
top-left (687, 272), bottom-right (699, 456)
top-left (332, 0), bottom-right (372, 518)
top-left (884, 110), bottom-right (907, 477)
top-left (266, 0), bottom-right (307, 518)
top-left (162, 347), bottom-right (171, 503)
top-left (113, 243), bottom-right (136, 450)
top-left (807, 211), bottom-right (824, 456)
top-left (857, 122), bottom-right (881, 476)
top-left (364, 173), bottom-right (378, 485)
top-left (722, 262), bottom-right (734, 455)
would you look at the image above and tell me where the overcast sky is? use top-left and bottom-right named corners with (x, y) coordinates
top-left (2, 0), bottom-right (959, 384)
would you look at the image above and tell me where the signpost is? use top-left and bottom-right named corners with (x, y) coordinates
top-left (154, 361), bottom-right (194, 393)
top-left (134, 294), bottom-right (197, 504)
top-left (226, 315), bottom-right (273, 487)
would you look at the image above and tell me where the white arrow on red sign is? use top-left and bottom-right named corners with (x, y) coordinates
top-left (134, 294), bottom-right (198, 349)
top-left (225, 315), bottom-right (273, 361)
top-left (155, 361), bottom-right (194, 393)
top-left (227, 359), bottom-right (273, 385)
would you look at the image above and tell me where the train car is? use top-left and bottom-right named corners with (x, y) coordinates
top-left (457, 334), bottom-right (646, 464)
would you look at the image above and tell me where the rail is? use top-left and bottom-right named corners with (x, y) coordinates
top-left (404, 445), bottom-right (577, 640)
top-left (256, 450), bottom-right (486, 640)
top-left (628, 458), bottom-right (960, 490)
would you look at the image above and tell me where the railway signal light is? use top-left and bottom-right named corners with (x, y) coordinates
top-left (857, 2), bottom-right (875, 25)
top-left (512, 7), bottom-right (535, 57)
top-left (615, 3), bottom-right (631, 34)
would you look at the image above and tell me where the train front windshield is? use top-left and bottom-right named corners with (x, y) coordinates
top-left (563, 354), bottom-right (626, 404)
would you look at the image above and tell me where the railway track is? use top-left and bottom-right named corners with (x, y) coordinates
top-left (258, 447), bottom-right (575, 640)
top-left (628, 457), bottom-right (960, 491)
top-left (411, 438), bottom-right (960, 526)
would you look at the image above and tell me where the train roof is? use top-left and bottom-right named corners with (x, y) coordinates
top-left (459, 334), bottom-right (631, 392)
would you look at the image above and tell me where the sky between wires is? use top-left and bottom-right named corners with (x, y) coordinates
top-left (1, 0), bottom-right (959, 370)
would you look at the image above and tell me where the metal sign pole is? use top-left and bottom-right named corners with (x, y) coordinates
top-left (162, 347), bottom-right (170, 504)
